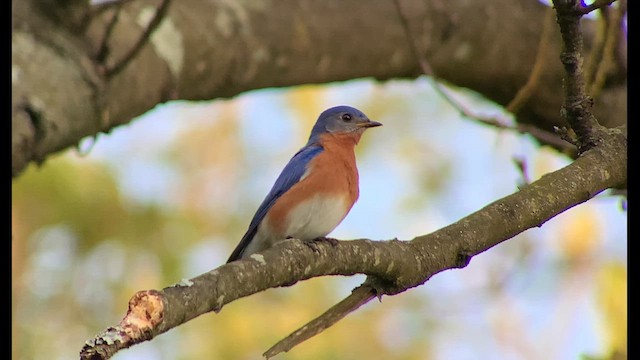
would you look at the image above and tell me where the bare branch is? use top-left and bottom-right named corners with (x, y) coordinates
top-left (90, 0), bottom-right (137, 15)
top-left (579, 0), bottom-right (616, 15)
top-left (584, 7), bottom-right (608, 87)
top-left (512, 156), bottom-right (530, 188)
top-left (394, 0), bottom-right (574, 153)
top-left (552, 0), bottom-right (604, 151)
top-left (80, 290), bottom-right (164, 360)
top-left (79, 132), bottom-right (626, 359)
top-left (588, 0), bottom-right (627, 99)
top-left (255, 3), bottom-right (628, 355)
top-left (263, 284), bottom-right (377, 359)
top-left (93, 4), bottom-right (122, 64)
top-left (104, 0), bottom-right (171, 78)
top-left (13, 0), bottom-right (626, 178)
top-left (506, 7), bottom-right (555, 114)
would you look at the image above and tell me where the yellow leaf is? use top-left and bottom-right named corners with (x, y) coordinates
top-left (596, 262), bottom-right (627, 358)
top-left (557, 206), bottom-right (602, 260)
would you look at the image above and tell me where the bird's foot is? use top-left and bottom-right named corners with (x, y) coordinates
top-left (302, 237), bottom-right (339, 254)
top-left (314, 236), bottom-right (339, 247)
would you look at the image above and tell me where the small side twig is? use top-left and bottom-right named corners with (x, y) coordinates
top-left (104, 0), bottom-right (171, 78)
top-left (583, 6), bottom-right (608, 88)
top-left (553, 126), bottom-right (580, 147)
top-left (588, 0), bottom-right (626, 99)
top-left (506, 7), bottom-right (555, 114)
top-left (263, 285), bottom-right (377, 359)
top-left (393, 0), bottom-right (574, 154)
top-left (512, 157), bottom-right (530, 189)
top-left (90, 0), bottom-right (137, 17)
top-left (94, 4), bottom-right (123, 64)
top-left (579, 0), bottom-right (616, 15)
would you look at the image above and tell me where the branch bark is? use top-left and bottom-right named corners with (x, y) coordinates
top-left (80, 125), bottom-right (626, 358)
top-left (266, 1), bottom-right (627, 355)
top-left (80, 1), bottom-right (626, 358)
top-left (12, 0), bottom-right (626, 178)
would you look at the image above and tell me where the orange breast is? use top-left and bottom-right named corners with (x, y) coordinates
top-left (265, 132), bottom-right (360, 237)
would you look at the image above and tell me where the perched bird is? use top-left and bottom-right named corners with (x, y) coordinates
top-left (227, 105), bottom-right (381, 263)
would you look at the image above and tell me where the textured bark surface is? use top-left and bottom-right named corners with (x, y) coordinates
top-left (81, 124), bottom-right (626, 358)
top-left (12, 0), bottom-right (626, 178)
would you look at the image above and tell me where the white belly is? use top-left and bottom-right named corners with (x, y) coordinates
top-left (245, 194), bottom-right (351, 258)
top-left (284, 194), bottom-right (349, 240)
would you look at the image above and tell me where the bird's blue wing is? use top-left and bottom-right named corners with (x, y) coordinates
top-left (227, 144), bottom-right (324, 262)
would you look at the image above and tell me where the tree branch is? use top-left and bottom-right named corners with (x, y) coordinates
top-left (505, 7), bottom-right (556, 115)
top-left (12, 0), bottom-right (626, 178)
top-left (579, 0), bottom-right (616, 15)
top-left (587, 0), bottom-right (626, 99)
top-left (78, 2), bottom-right (627, 358)
top-left (263, 283), bottom-right (378, 358)
top-left (393, 0), bottom-right (575, 154)
top-left (552, 0), bottom-right (606, 151)
top-left (103, 0), bottom-right (172, 78)
top-left (261, 1), bottom-right (628, 356)
top-left (80, 131), bottom-right (626, 359)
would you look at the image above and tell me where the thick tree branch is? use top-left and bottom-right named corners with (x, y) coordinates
top-left (12, 0), bottom-right (626, 178)
top-left (80, 130), bottom-right (626, 359)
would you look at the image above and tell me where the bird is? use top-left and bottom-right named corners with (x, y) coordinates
top-left (227, 105), bottom-right (381, 263)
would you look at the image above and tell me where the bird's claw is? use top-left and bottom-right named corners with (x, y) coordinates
top-left (304, 240), bottom-right (321, 254)
top-left (303, 237), bottom-right (339, 254)
top-left (315, 236), bottom-right (339, 247)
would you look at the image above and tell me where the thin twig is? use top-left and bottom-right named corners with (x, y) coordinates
top-left (512, 157), bottom-right (530, 189)
top-left (428, 82), bottom-right (574, 152)
top-left (393, 0), bottom-right (574, 153)
top-left (392, 0), bottom-right (484, 111)
top-left (506, 7), bottom-right (555, 114)
top-left (391, 0), bottom-right (434, 75)
top-left (94, 3), bottom-right (122, 63)
top-left (104, 0), bottom-right (171, 78)
top-left (263, 285), bottom-right (377, 359)
top-left (579, 0), bottom-right (616, 15)
top-left (90, 0), bottom-right (137, 17)
top-left (583, 6), bottom-right (608, 87)
top-left (588, 0), bottom-right (626, 99)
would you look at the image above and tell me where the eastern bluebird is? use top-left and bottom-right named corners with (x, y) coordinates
top-left (227, 105), bottom-right (381, 263)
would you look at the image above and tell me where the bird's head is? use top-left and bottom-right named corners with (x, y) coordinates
top-left (308, 105), bottom-right (382, 143)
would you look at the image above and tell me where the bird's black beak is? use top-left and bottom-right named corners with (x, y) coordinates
top-left (358, 120), bottom-right (382, 128)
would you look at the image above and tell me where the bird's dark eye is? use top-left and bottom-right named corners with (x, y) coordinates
top-left (341, 114), bottom-right (352, 122)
